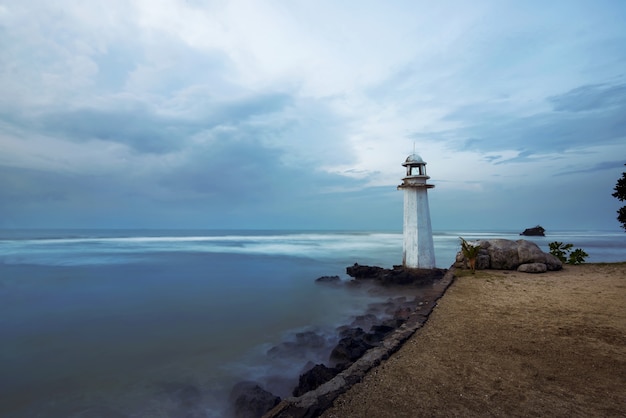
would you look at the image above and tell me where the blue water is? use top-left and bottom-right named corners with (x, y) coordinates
top-left (0, 229), bottom-right (624, 417)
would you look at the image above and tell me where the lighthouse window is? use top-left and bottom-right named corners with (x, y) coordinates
top-left (409, 166), bottom-right (424, 176)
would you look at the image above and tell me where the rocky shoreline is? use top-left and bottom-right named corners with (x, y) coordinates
top-left (229, 238), bottom-right (564, 417)
top-left (228, 264), bottom-right (452, 418)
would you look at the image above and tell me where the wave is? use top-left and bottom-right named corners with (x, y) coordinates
top-left (1, 229), bottom-right (624, 267)
top-left (0, 231), bottom-right (403, 266)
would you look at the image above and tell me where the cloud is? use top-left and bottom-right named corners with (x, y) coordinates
top-left (555, 159), bottom-right (626, 176)
top-left (1, 0), bottom-right (626, 230)
top-left (548, 83), bottom-right (626, 113)
top-left (22, 91), bottom-right (293, 154)
top-left (414, 80), bottom-right (626, 161)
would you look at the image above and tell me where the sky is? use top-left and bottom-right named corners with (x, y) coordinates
top-left (1, 0), bottom-right (625, 231)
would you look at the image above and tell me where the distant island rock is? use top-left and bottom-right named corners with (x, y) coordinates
top-left (520, 225), bottom-right (545, 236)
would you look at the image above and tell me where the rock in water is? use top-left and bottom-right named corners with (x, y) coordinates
top-left (229, 381), bottom-right (280, 418)
top-left (520, 225), bottom-right (545, 236)
top-left (329, 328), bottom-right (374, 368)
top-left (315, 275), bottom-right (341, 284)
top-left (346, 263), bottom-right (446, 285)
top-left (293, 364), bottom-right (340, 397)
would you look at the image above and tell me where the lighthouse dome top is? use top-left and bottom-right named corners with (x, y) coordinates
top-left (403, 153), bottom-right (426, 166)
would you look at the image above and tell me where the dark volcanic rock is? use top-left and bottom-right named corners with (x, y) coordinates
top-left (329, 321), bottom-right (400, 368)
top-left (350, 313), bottom-right (378, 329)
top-left (520, 225), bottom-right (545, 236)
top-left (365, 324), bottom-right (396, 344)
top-left (267, 330), bottom-right (327, 359)
top-left (293, 364), bottom-right (341, 397)
top-left (330, 328), bottom-right (374, 368)
top-left (315, 275), bottom-right (341, 284)
top-left (229, 381), bottom-right (280, 418)
top-left (393, 306), bottom-right (413, 321)
top-left (346, 263), bottom-right (446, 285)
top-left (345, 264), bottom-right (386, 279)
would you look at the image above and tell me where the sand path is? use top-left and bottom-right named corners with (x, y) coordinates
top-left (321, 263), bottom-right (626, 418)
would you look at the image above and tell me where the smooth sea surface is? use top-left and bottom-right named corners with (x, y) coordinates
top-left (1, 229), bottom-right (624, 417)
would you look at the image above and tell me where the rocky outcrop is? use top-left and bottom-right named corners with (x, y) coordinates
top-left (520, 225), bottom-right (545, 236)
top-left (314, 275), bottom-right (341, 284)
top-left (329, 324), bottom-right (400, 369)
top-left (292, 364), bottom-right (341, 397)
top-left (329, 327), bottom-right (373, 367)
top-left (289, 299), bottom-right (423, 399)
top-left (264, 269), bottom-right (456, 418)
top-left (455, 239), bottom-right (562, 272)
top-left (346, 264), bottom-right (447, 285)
top-left (229, 381), bottom-right (281, 418)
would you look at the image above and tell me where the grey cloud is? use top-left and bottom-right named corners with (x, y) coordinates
top-left (0, 165), bottom-right (184, 228)
top-left (0, 135), bottom-right (367, 228)
top-left (548, 83), bottom-right (626, 112)
top-left (214, 93), bottom-right (293, 125)
top-left (483, 155), bottom-right (503, 163)
top-left (2, 91), bottom-right (293, 154)
top-left (488, 150), bottom-right (536, 165)
top-left (38, 107), bottom-right (188, 154)
top-left (158, 131), bottom-right (362, 205)
top-left (159, 139), bottom-right (288, 203)
top-left (416, 81), bottom-right (626, 159)
top-left (555, 159), bottom-right (625, 176)
top-left (93, 44), bottom-right (142, 91)
top-left (0, 166), bottom-right (71, 204)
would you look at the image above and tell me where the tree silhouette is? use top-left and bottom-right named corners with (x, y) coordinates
top-left (613, 164), bottom-right (626, 231)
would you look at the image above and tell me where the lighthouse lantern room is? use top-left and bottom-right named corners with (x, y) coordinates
top-left (397, 154), bottom-right (436, 269)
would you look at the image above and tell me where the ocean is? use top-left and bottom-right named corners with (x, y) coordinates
top-left (1, 229), bottom-right (624, 417)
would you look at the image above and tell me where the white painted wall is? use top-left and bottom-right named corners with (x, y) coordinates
top-left (403, 187), bottom-right (436, 268)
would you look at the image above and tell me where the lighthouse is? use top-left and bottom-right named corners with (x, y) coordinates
top-left (398, 153), bottom-right (436, 269)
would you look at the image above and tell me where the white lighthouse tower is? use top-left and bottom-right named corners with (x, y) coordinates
top-left (398, 153), bottom-right (436, 269)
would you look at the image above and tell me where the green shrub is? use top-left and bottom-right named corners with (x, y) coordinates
top-left (568, 248), bottom-right (589, 265)
top-left (460, 237), bottom-right (481, 273)
top-left (549, 241), bottom-right (588, 264)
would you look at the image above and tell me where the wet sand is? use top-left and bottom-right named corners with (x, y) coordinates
top-left (321, 263), bottom-right (626, 418)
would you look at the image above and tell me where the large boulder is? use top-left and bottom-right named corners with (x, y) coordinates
top-left (482, 239), bottom-right (520, 270)
top-left (455, 239), bottom-right (562, 272)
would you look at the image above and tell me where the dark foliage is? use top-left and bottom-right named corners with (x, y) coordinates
top-left (612, 164), bottom-right (626, 231)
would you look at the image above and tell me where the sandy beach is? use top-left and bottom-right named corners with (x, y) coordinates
top-left (321, 263), bottom-right (626, 418)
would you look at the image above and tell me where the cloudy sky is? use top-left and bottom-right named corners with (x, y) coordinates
top-left (1, 0), bottom-right (625, 231)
